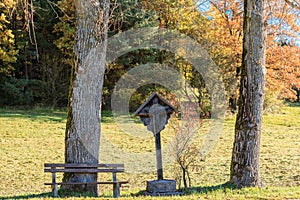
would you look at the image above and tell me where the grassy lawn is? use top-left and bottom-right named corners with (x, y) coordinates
top-left (0, 106), bottom-right (299, 199)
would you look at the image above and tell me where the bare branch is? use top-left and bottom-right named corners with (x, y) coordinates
top-left (284, 0), bottom-right (300, 10)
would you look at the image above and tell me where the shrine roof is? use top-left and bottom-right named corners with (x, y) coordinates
top-left (134, 93), bottom-right (177, 116)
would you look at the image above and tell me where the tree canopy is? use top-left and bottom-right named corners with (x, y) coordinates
top-left (0, 0), bottom-right (299, 107)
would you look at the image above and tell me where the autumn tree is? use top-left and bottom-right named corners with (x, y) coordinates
top-left (53, 0), bottom-right (76, 67)
top-left (265, 0), bottom-right (300, 102)
top-left (198, 0), bottom-right (300, 105)
top-left (201, 0), bottom-right (244, 112)
top-left (0, 0), bottom-right (18, 76)
top-left (62, 0), bottom-right (110, 195)
top-left (266, 41), bottom-right (300, 101)
top-left (141, 0), bottom-right (218, 113)
top-left (230, 0), bottom-right (267, 187)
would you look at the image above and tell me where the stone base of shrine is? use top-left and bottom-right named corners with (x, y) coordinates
top-left (145, 179), bottom-right (181, 196)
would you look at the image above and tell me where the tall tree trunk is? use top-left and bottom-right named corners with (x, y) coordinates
top-left (230, 0), bottom-right (267, 188)
top-left (62, 0), bottom-right (110, 195)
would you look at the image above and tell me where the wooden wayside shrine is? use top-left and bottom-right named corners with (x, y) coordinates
top-left (134, 93), bottom-right (176, 180)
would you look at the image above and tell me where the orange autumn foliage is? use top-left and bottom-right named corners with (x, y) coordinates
top-left (203, 0), bottom-right (300, 101)
top-left (143, 0), bottom-right (300, 101)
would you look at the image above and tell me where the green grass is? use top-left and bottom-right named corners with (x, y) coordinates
top-left (0, 106), bottom-right (299, 199)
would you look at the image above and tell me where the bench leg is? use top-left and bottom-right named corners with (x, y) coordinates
top-left (113, 183), bottom-right (120, 198)
top-left (52, 171), bottom-right (58, 197)
top-left (52, 184), bottom-right (58, 197)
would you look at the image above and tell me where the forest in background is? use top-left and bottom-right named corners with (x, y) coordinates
top-left (0, 0), bottom-right (299, 111)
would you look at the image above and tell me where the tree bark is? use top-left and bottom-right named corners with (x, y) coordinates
top-left (62, 0), bottom-right (110, 195)
top-left (230, 0), bottom-right (267, 188)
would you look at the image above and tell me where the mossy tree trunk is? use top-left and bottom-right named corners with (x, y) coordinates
top-left (62, 0), bottom-right (110, 195)
top-left (230, 0), bottom-right (267, 188)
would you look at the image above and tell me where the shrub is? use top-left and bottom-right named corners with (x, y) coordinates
top-left (0, 78), bottom-right (34, 106)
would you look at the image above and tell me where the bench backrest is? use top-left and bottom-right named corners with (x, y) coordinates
top-left (44, 163), bottom-right (125, 173)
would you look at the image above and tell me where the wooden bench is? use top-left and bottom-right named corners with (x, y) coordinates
top-left (44, 163), bottom-right (128, 198)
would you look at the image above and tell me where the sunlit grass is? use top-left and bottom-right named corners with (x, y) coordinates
top-left (0, 106), bottom-right (299, 199)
